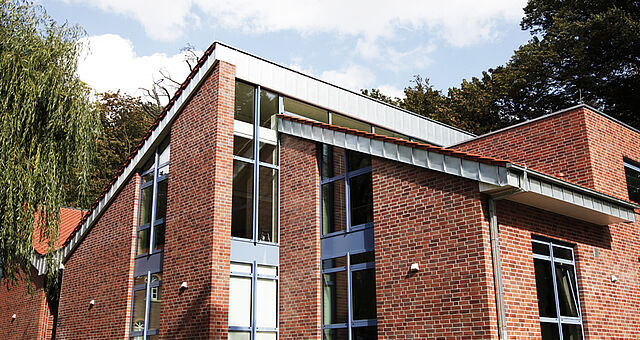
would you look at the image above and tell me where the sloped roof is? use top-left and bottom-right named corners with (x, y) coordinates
top-left (32, 207), bottom-right (87, 255)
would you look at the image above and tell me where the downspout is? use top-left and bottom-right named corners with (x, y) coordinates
top-left (489, 197), bottom-right (508, 339)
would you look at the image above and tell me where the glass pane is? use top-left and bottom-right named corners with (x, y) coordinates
top-left (352, 268), bottom-right (377, 320)
top-left (540, 322), bottom-right (560, 340)
top-left (155, 180), bottom-right (168, 220)
top-left (283, 97), bottom-right (328, 123)
top-left (555, 263), bottom-right (579, 317)
top-left (134, 275), bottom-right (146, 286)
top-left (258, 167), bottom-right (278, 243)
top-left (235, 81), bottom-right (255, 124)
top-left (350, 173), bottom-right (373, 227)
top-left (322, 179), bottom-right (346, 235)
top-left (257, 265), bottom-right (277, 276)
top-left (158, 164), bottom-right (169, 177)
top-left (347, 151), bottom-right (371, 172)
top-left (153, 224), bottom-right (165, 252)
top-left (534, 259), bottom-right (557, 318)
top-left (323, 328), bottom-right (348, 340)
top-left (140, 186), bottom-right (153, 226)
top-left (148, 336), bottom-right (159, 340)
top-left (234, 135), bottom-right (254, 159)
top-left (332, 113), bottom-right (371, 132)
top-left (158, 138), bottom-right (170, 165)
top-left (532, 241), bottom-right (550, 256)
top-left (260, 89), bottom-right (279, 129)
top-left (229, 276), bottom-right (252, 327)
top-left (352, 326), bottom-right (377, 340)
top-left (142, 171), bottom-right (154, 185)
top-left (375, 126), bottom-right (408, 140)
top-left (256, 332), bottom-right (277, 340)
top-left (232, 160), bottom-right (254, 239)
top-left (351, 252), bottom-right (374, 265)
top-left (148, 283), bottom-right (162, 329)
top-left (141, 157), bottom-right (154, 175)
top-left (321, 145), bottom-right (345, 178)
top-left (259, 142), bottom-right (278, 165)
top-left (323, 256), bottom-right (346, 269)
top-left (625, 162), bottom-right (640, 204)
top-left (136, 228), bottom-right (150, 255)
top-left (231, 262), bottom-right (253, 274)
top-left (561, 323), bottom-right (583, 340)
top-left (323, 271), bottom-right (348, 324)
top-left (229, 332), bottom-right (251, 340)
top-left (553, 246), bottom-right (573, 261)
top-left (131, 289), bottom-right (146, 332)
top-left (256, 278), bottom-right (277, 328)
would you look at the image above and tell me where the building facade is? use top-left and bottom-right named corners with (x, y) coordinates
top-left (2, 42), bottom-right (640, 339)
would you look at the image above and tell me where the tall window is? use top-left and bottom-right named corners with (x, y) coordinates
top-left (624, 159), bottom-right (640, 204)
top-left (232, 80), bottom-right (279, 243)
top-left (229, 262), bottom-right (279, 340)
top-left (320, 145), bottom-right (376, 340)
top-left (131, 137), bottom-right (169, 340)
top-left (532, 237), bottom-right (584, 340)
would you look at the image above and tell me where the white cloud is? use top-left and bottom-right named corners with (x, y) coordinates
top-left (376, 84), bottom-right (405, 99)
top-left (68, 0), bottom-right (526, 47)
top-left (77, 34), bottom-right (197, 102)
top-left (319, 64), bottom-right (376, 91)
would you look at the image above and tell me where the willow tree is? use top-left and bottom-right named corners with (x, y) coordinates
top-left (0, 0), bottom-right (99, 293)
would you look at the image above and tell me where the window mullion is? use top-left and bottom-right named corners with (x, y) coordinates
top-left (251, 261), bottom-right (257, 340)
top-left (149, 149), bottom-right (159, 253)
top-left (347, 252), bottom-right (353, 340)
top-left (549, 245), bottom-right (564, 338)
top-left (345, 152), bottom-right (351, 233)
top-left (143, 271), bottom-right (151, 339)
top-left (252, 85), bottom-right (260, 244)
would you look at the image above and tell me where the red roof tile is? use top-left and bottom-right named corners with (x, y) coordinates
top-left (33, 207), bottom-right (87, 255)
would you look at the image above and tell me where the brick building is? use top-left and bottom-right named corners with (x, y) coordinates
top-left (2, 42), bottom-right (639, 339)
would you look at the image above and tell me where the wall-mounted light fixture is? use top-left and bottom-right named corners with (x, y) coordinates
top-left (611, 275), bottom-right (618, 282)
top-left (180, 281), bottom-right (188, 290)
top-left (410, 263), bottom-right (420, 272)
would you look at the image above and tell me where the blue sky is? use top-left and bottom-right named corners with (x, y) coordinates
top-left (43, 0), bottom-right (531, 101)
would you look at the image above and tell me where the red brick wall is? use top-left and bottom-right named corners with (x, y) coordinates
top-left (279, 135), bottom-right (322, 339)
top-left (582, 112), bottom-right (640, 200)
top-left (158, 60), bottom-right (235, 338)
top-left (455, 106), bottom-right (640, 201)
top-left (56, 174), bottom-right (139, 339)
top-left (0, 267), bottom-right (51, 340)
top-left (495, 199), bottom-right (640, 339)
top-left (372, 158), bottom-right (498, 339)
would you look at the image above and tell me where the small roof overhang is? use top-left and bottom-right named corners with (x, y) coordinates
top-left (279, 115), bottom-right (638, 226)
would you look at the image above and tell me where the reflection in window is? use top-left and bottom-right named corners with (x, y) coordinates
top-left (332, 113), bottom-right (371, 133)
top-left (232, 160), bottom-right (254, 239)
top-left (532, 238), bottom-right (583, 339)
top-left (322, 251), bottom-right (376, 338)
top-left (283, 97), bottom-right (329, 123)
top-left (320, 145), bottom-right (373, 235)
top-left (624, 159), bottom-right (640, 204)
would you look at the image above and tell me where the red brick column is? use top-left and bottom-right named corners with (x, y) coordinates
top-left (279, 135), bottom-right (322, 339)
top-left (159, 60), bottom-right (235, 338)
top-left (56, 175), bottom-right (139, 339)
top-left (372, 158), bottom-right (498, 339)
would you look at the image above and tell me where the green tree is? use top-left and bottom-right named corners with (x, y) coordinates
top-left (0, 0), bottom-right (99, 291)
top-left (87, 92), bottom-right (160, 203)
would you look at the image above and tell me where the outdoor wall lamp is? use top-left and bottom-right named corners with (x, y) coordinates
top-left (410, 263), bottom-right (420, 272)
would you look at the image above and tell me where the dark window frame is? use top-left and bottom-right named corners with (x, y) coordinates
top-left (623, 158), bottom-right (640, 204)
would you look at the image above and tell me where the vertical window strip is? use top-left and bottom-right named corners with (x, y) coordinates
top-left (532, 238), bottom-right (584, 339)
top-left (131, 138), bottom-right (169, 340)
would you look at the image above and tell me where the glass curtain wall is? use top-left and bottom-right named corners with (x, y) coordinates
top-left (131, 137), bottom-right (169, 340)
top-left (532, 238), bottom-right (584, 340)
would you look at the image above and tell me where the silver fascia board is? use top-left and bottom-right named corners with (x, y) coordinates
top-left (278, 117), bottom-right (507, 187)
top-left (214, 43), bottom-right (474, 146)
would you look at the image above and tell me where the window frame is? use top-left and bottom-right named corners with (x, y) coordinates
top-left (232, 81), bottom-right (281, 245)
top-left (319, 145), bottom-right (374, 238)
top-left (623, 158), bottom-right (640, 204)
top-left (532, 237), bottom-right (584, 339)
top-left (321, 250), bottom-right (377, 338)
top-left (229, 261), bottom-right (280, 339)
